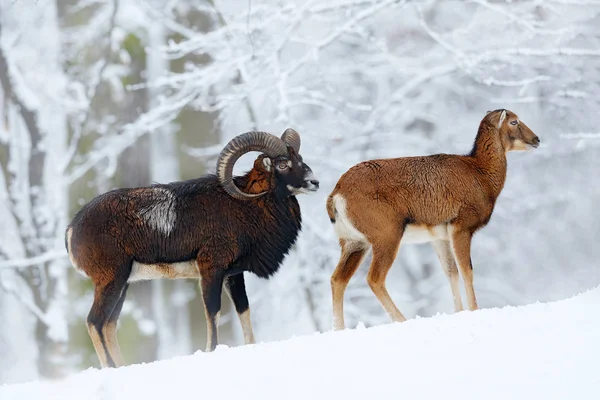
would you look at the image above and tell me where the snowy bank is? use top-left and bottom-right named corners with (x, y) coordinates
top-left (2, 287), bottom-right (600, 400)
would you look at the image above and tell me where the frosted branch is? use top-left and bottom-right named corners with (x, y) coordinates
top-left (0, 250), bottom-right (66, 270)
top-left (284, 0), bottom-right (405, 79)
top-left (185, 144), bottom-right (223, 159)
top-left (0, 274), bottom-right (50, 327)
top-left (60, 0), bottom-right (119, 174)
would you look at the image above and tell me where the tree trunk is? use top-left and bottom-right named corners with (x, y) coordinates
top-left (0, 1), bottom-right (70, 379)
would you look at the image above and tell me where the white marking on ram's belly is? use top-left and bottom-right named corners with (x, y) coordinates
top-left (128, 260), bottom-right (200, 282)
top-left (402, 224), bottom-right (449, 244)
top-left (138, 188), bottom-right (176, 235)
top-left (66, 227), bottom-right (88, 278)
top-left (332, 194), bottom-right (368, 243)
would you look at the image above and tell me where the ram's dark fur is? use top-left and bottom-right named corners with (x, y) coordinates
top-left (67, 132), bottom-right (319, 368)
top-left (67, 172), bottom-right (301, 281)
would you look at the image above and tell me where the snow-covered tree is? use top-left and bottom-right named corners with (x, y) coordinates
top-left (0, 0), bottom-right (195, 379)
top-left (0, 0), bottom-right (70, 379)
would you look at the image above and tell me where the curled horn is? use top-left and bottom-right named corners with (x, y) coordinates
top-left (281, 128), bottom-right (301, 153)
top-left (217, 131), bottom-right (288, 200)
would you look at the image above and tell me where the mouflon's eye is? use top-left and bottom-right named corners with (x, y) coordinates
top-left (510, 120), bottom-right (518, 126)
top-left (278, 162), bottom-right (288, 170)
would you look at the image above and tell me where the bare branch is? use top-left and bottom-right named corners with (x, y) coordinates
top-left (60, 0), bottom-right (119, 174)
top-left (0, 250), bottom-right (66, 270)
top-left (0, 274), bottom-right (50, 326)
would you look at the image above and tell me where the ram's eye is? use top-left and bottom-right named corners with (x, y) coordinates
top-left (278, 162), bottom-right (288, 170)
top-left (510, 120), bottom-right (518, 126)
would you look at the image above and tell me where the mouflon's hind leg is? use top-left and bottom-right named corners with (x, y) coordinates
top-left (87, 275), bottom-right (129, 368)
top-left (102, 283), bottom-right (129, 367)
top-left (366, 229), bottom-right (406, 323)
top-left (224, 272), bottom-right (255, 345)
top-left (200, 268), bottom-right (225, 351)
top-left (330, 239), bottom-right (368, 330)
top-left (432, 240), bottom-right (463, 312)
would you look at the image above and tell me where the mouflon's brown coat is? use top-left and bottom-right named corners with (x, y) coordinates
top-left (326, 109), bottom-right (540, 329)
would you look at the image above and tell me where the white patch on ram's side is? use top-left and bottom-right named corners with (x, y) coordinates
top-left (138, 188), bottom-right (176, 235)
top-left (128, 260), bottom-right (199, 282)
top-left (332, 194), bottom-right (368, 244)
top-left (66, 227), bottom-right (88, 278)
top-left (403, 224), bottom-right (448, 244)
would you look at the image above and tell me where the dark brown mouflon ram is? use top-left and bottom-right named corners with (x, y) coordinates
top-left (327, 109), bottom-right (540, 330)
top-left (66, 129), bottom-right (319, 368)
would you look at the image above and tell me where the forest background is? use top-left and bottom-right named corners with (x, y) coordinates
top-left (1, 0), bottom-right (599, 384)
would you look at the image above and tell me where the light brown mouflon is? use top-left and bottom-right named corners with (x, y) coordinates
top-left (326, 109), bottom-right (540, 329)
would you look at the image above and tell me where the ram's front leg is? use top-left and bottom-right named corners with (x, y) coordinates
top-left (200, 268), bottom-right (225, 352)
top-left (224, 272), bottom-right (255, 345)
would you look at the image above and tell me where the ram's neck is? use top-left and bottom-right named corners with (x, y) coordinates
top-left (235, 169), bottom-right (272, 195)
top-left (468, 123), bottom-right (508, 199)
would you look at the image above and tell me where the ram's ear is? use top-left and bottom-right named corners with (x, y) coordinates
top-left (262, 157), bottom-right (272, 172)
top-left (486, 110), bottom-right (492, 115)
top-left (497, 110), bottom-right (507, 128)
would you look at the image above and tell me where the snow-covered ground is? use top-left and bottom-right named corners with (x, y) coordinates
top-left (2, 286), bottom-right (599, 400)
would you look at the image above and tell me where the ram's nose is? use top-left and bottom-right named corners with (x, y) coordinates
top-left (304, 178), bottom-right (320, 192)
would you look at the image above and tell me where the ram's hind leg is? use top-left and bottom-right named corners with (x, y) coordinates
top-left (87, 273), bottom-right (129, 368)
top-left (432, 240), bottom-right (463, 312)
top-left (224, 272), bottom-right (255, 345)
top-left (331, 239), bottom-right (368, 330)
top-left (104, 283), bottom-right (128, 366)
top-left (366, 230), bottom-right (406, 323)
top-left (200, 268), bottom-right (225, 352)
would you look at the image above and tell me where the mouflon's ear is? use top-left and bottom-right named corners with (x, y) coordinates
top-left (497, 110), bottom-right (507, 128)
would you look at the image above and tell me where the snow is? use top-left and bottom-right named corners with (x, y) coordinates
top-left (2, 0), bottom-right (599, 382)
top-left (2, 286), bottom-right (599, 400)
